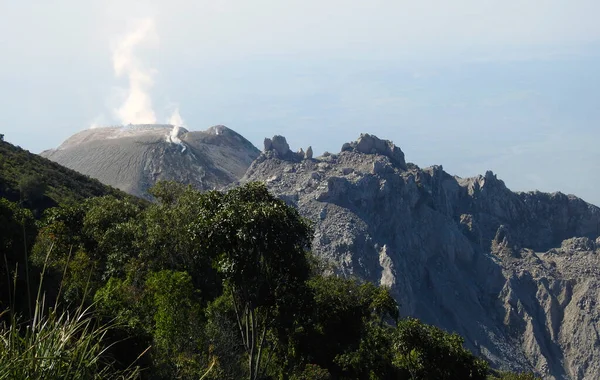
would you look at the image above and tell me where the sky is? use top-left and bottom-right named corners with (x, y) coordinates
top-left (1, 0), bottom-right (599, 205)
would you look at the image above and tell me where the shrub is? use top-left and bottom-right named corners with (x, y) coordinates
top-left (0, 299), bottom-right (141, 379)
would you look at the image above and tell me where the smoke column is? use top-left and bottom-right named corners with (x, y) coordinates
top-left (112, 18), bottom-right (158, 125)
top-left (168, 106), bottom-right (185, 127)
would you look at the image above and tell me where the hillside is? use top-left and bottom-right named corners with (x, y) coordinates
top-left (242, 133), bottom-right (600, 379)
top-left (0, 138), bottom-right (128, 212)
top-left (41, 124), bottom-right (260, 199)
top-left (17, 126), bottom-right (600, 378)
top-left (0, 131), bottom-right (545, 379)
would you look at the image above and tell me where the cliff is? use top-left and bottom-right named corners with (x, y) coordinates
top-left (242, 134), bottom-right (600, 379)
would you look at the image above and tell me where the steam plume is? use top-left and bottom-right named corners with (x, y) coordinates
top-left (112, 19), bottom-right (158, 124)
top-left (168, 106), bottom-right (185, 127)
top-left (168, 106), bottom-right (184, 143)
top-left (166, 107), bottom-right (186, 152)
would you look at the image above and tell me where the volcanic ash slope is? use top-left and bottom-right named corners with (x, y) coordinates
top-left (242, 134), bottom-right (600, 380)
top-left (41, 124), bottom-right (260, 199)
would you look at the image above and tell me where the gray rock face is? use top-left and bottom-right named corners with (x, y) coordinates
top-left (306, 146), bottom-right (313, 160)
top-left (263, 135), bottom-right (306, 161)
top-left (242, 134), bottom-right (600, 379)
top-left (271, 135), bottom-right (290, 155)
top-left (341, 133), bottom-right (407, 169)
top-left (41, 124), bottom-right (260, 199)
top-left (263, 135), bottom-right (291, 157)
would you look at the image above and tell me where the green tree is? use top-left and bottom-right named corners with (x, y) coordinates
top-left (18, 174), bottom-right (47, 204)
top-left (204, 294), bottom-right (246, 379)
top-left (32, 202), bottom-right (87, 270)
top-left (291, 276), bottom-right (399, 380)
top-left (0, 198), bottom-right (37, 315)
top-left (209, 182), bottom-right (313, 380)
top-left (147, 180), bottom-right (190, 205)
top-left (291, 364), bottom-right (331, 380)
top-left (392, 318), bottom-right (489, 380)
top-left (82, 196), bottom-right (142, 279)
top-left (145, 271), bottom-right (203, 356)
top-left (24, 180), bottom-right (501, 380)
top-left (95, 270), bottom-right (208, 380)
top-left (135, 182), bottom-right (223, 298)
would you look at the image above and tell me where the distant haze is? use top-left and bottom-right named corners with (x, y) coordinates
top-left (1, 0), bottom-right (599, 205)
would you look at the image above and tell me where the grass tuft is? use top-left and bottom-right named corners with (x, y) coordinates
top-left (0, 246), bottom-right (142, 380)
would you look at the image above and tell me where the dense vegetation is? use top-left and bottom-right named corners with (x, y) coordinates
top-left (0, 139), bottom-right (539, 378)
top-left (0, 139), bottom-right (129, 215)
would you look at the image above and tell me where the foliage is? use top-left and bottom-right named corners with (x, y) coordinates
top-left (147, 180), bottom-right (189, 205)
top-left (94, 271), bottom-right (208, 379)
top-left (211, 182), bottom-right (313, 380)
top-left (0, 249), bottom-right (141, 380)
top-left (0, 198), bottom-right (37, 315)
top-left (0, 138), bottom-right (132, 213)
top-left (90, 182), bottom-right (313, 379)
top-left (0, 302), bottom-right (141, 380)
top-left (0, 198), bottom-right (36, 262)
top-left (291, 364), bottom-right (331, 380)
top-left (18, 174), bottom-right (47, 204)
top-left (145, 270), bottom-right (205, 377)
top-left (290, 276), bottom-right (398, 379)
top-left (488, 371), bottom-right (541, 380)
top-left (392, 318), bottom-right (489, 379)
top-left (82, 196), bottom-right (143, 279)
top-left (2, 178), bottom-right (543, 379)
top-left (32, 196), bottom-right (143, 302)
top-left (203, 294), bottom-right (246, 379)
top-left (134, 184), bottom-right (222, 296)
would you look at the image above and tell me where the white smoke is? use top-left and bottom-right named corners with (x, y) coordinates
top-left (168, 124), bottom-right (182, 145)
top-left (168, 106), bottom-right (185, 127)
top-left (93, 18), bottom-right (189, 145)
top-left (166, 107), bottom-right (186, 152)
top-left (112, 19), bottom-right (158, 125)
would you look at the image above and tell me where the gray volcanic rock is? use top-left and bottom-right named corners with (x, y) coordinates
top-left (242, 134), bottom-right (600, 379)
top-left (306, 146), bottom-right (313, 160)
top-left (263, 135), bottom-right (302, 161)
top-left (41, 124), bottom-right (259, 199)
top-left (341, 133), bottom-right (406, 169)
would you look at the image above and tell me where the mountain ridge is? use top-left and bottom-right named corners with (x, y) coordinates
top-left (37, 127), bottom-right (600, 378)
top-left (241, 133), bottom-right (600, 379)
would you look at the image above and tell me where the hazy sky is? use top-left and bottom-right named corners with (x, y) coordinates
top-left (1, 1), bottom-right (599, 205)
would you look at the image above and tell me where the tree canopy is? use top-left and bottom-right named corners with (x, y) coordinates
top-left (0, 181), bottom-right (541, 379)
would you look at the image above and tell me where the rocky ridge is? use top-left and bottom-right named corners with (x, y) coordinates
top-left (42, 124), bottom-right (260, 199)
top-left (242, 134), bottom-right (600, 379)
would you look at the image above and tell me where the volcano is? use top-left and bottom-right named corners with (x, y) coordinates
top-left (41, 124), bottom-right (260, 199)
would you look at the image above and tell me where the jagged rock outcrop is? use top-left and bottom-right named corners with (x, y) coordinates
top-left (306, 146), bottom-right (313, 160)
top-left (264, 135), bottom-right (291, 157)
top-left (41, 126), bottom-right (600, 378)
top-left (262, 135), bottom-right (314, 162)
top-left (242, 134), bottom-right (600, 379)
top-left (341, 133), bottom-right (407, 169)
top-left (41, 124), bottom-right (260, 199)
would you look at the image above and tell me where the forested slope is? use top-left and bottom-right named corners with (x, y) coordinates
top-left (1, 138), bottom-right (128, 213)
